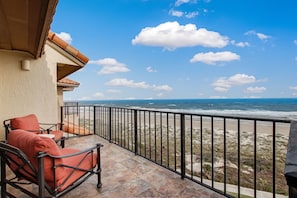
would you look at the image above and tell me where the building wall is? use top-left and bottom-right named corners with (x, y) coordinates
top-left (0, 43), bottom-right (79, 140)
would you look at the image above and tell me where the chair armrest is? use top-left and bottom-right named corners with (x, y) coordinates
top-left (38, 144), bottom-right (103, 159)
top-left (39, 123), bottom-right (59, 131)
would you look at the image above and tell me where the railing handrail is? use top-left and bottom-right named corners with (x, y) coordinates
top-left (65, 104), bottom-right (293, 123)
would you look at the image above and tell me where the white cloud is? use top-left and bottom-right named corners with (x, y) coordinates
top-left (146, 66), bottom-right (157, 72)
top-left (245, 86), bottom-right (266, 93)
top-left (294, 40), bottom-right (297, 45)
top-left (214, 87), bottom-right (229, 93)
top-left (245, 30), bottom-right (271, 41)
top-left (175, 0), bottom-right (195, 6)
top-left (185, 11), bottom-right (199, 18)
top-left (169, 9), bottom-right (184, 17)
top-left (93, 92), bottom-right (105, 98)
top-left (56, 32), bottom-right (72, 44)
top-left (231, 40), bottom-right (250, 47)
top-left (105, 78), bottom-right (172, 92)
top-left (190, 51), bottom-right (240, 65)
top-left (169, 9), bottom-right (198, 18)
top-left (132, 21), bottom-right (229, 50)
top-left (151, 85), bottom-right (172, 91)
top-left (212, 74), bottom-right (257, 92)
top-left (89, 58), bottom-right (130, 74)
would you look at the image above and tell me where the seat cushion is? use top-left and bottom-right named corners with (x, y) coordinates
top-left (10, 114), bottom-right (40, 133)
top-left (7, 130), bottom-right (97, 192)
top-left (51, 148), bottom-right (97, 191)
top-left (7, 130), bottom-right (65, 182)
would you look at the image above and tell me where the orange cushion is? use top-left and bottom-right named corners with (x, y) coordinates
top-left (50, 148), bottom-right (97, 191)
top-left (62, 121), bottom-right (92, 135)
top-left (7, 130), bottom-right (97, 192)
top-left (7, 130), bottom-right (65, 182)
top-left (10, 114), bottom-right (40, 132)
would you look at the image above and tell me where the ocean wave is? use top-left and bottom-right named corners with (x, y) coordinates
top-left (142, 107), bottom-right (297, 120)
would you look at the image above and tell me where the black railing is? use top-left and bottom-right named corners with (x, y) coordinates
top-left (61, 105), bottom-right (291, 198)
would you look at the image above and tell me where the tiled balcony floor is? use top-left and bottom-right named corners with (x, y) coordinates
top-left (7, 135), bottom-right (225, 198)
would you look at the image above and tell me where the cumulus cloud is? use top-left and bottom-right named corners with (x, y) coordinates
top-left (89, 58), bottom-right (130, 74)
top-left (294, 40), bottom-right (297, 45)
top-left (132, 21), bottom-right (229, 50)
top-left (245, 30), bottom-right (271, 41)
top-left (245, 86), bottom-right (266, 93)
top-left (190, 51), bottom-right (240, 65)
top-left (105, 78), bottom-right (172, 92)
top-left (212, 74), bottom-right (257, 92)
top-left (56, 32), bottom-right (72, 44)
top-left (146, 66), bottom-right (157, 72)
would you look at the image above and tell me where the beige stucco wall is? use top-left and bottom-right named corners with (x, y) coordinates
top-left (0, 43), bottom-right (80, 140)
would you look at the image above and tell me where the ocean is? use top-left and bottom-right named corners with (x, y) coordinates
top-left (77, 98), bottom-right (297, 120)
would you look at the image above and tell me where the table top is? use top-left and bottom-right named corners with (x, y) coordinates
top-left (38, 133), bottom-right (55, 139)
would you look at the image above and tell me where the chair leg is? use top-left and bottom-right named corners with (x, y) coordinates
top-left (37, 154), bottom-right (45, 198)
top-left (1, 157), bottom-right (7, 198)
top-left (61, 138), bottom-right (65, 148)
top-left (96, 144), bottom-right (102, 188)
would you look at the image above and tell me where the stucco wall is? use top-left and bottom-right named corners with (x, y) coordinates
top-left (0, 43), bottom-right (79, 140)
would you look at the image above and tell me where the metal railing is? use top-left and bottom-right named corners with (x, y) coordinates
top-left (61, 105), bottom-right (291, 198)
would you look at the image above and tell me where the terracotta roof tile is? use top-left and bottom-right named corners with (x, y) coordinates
top-left (58, 78), bottom-right (80, 86)
top-left (48, 31), bottom-right (89, 64)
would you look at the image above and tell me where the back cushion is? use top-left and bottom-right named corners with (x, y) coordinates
top-left (7, 130), bottom-right (65, 182)
top-left (10, 114), bottom-right (40, 132)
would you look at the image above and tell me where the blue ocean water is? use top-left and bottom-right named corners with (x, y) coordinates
top-left (78, 98), bottom-right (297, 119)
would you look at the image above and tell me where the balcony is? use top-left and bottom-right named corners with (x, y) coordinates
top-left (59, 104), bottom-right (291, 197)
top-left (6, 104), bottom-right (291, 197)
top-left (6, 135), bottom-right (223, 197)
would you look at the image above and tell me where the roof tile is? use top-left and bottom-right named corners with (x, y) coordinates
top-left (48, 31), bottom-right (89, 64)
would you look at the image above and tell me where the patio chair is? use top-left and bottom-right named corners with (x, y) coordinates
top-left (0, 129), bottom-right (103, 198)
top-left (3, 114), bottom-right (65, 148)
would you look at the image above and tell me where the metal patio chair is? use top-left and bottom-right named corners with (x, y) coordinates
top-left (4, 114), bottom-right (65, 148)
top-left (0, 130), bottom-right (103, 198)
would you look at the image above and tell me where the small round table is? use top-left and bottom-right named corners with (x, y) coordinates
top-left (38, 134), bottom-right (55, 140)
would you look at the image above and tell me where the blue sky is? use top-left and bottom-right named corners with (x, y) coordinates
top-left (51, 0), bottom-right (297, 100)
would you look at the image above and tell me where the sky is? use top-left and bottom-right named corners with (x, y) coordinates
top-left (51, 0), bottom-right (297, 100)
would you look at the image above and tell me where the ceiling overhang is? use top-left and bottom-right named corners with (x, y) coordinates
top-left (0, 0), bottom-right (58, 58)
top-left (57, 63), bottom-right (83, 81)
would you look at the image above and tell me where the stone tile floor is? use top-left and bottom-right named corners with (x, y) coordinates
top-left (7, 135), bottom-right (225, 198)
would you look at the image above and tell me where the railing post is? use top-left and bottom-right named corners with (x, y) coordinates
top-left (109, 107), bottom-right (112, 143)
top-left (93, 106), bottom-right (96, 135)
top-left (60, 106), bottom-right (63, 130)
top-left (181, 113), bottom-right (185, 179)
top-left (134, 109), bottom-right (138, 155)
